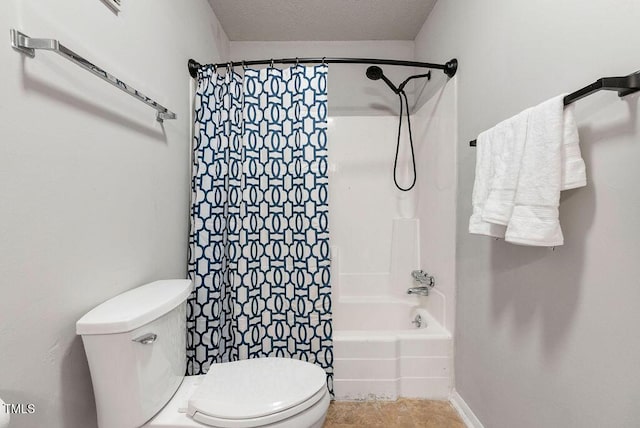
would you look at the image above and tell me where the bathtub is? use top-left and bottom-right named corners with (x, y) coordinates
top-left (332, 297), bottom-right (453, 400)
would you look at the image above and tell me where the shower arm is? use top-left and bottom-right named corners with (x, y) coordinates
top-left (397, 71), bottom-right (432, 93)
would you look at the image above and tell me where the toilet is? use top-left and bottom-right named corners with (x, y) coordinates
top-left (76, 280), bottom-right (330, 428)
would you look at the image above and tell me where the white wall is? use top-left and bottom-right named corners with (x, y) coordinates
top-left (415, 1), bottom-right (640, 427)
top-left (0, 1), bottom-right (228, 427)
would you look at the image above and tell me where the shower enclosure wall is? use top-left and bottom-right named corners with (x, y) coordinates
top-left (329, 79), bottom-right (457, 399)
top-left (230, 41), bottom-right (458, 400)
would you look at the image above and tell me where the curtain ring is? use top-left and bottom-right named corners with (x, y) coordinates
top-left (322, 57), bottom-right (326, 66)
top-left (242, 60), bottom-right (246, 70)
top-left (227, 62), bottom-right (232, 74)
top-left (295, 57), bottom-right (299, 66)
top-left (270, 58), bottom-right (275, 68)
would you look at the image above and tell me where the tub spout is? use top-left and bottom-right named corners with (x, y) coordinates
top-left (407, 286), bottom-right (430, 296)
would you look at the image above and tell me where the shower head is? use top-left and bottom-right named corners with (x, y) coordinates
top-left (366, 66), bottom-right (384, 80)
top-left (366, 66), bottom-right (399, 94)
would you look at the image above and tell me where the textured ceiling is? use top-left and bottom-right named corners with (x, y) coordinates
top-left (208, 0), bottom-right (437, 41)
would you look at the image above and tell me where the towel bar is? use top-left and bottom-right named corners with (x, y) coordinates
top-left (10, 29), bottom-right (176, 123)
top-left (469, 70), bottom-right (640, 146)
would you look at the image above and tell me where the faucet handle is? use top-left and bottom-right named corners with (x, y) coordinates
top-left (411, 270), bottom-right (435, 287)
top-left (411, 269), bottom-right (428, 281)
top-left (411, 314), bottom-right (423, 328)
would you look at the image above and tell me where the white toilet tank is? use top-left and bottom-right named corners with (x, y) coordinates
top-left (77, 280), bottom-right (193, 428)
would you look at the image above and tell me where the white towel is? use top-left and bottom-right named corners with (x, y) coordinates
top-left (470, 96), bottom-right (586, 245)
top-left (505, 95), bottom-right (568, 246)
top-left (469, 125), bottom-right (507, 238)
top-left (560, 104), bottom-right (586, 190)
top-left (481, 108), bottom-right (531, 226)
top-left (482, 100), bottom-right (586, 230)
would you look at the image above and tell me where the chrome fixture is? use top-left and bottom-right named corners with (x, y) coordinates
top-left (407, 286), bottom-right (430, 296)
top-left (411, 314), bottom-right (425, 328)
top-left (132, 333), bottom-right (157, 345)
top-left (411, 270), bottom-right (435, 287)
top-left (408, 270), bottom-right (435, 296)
top-left (10, 29), bottom-right (176, 122)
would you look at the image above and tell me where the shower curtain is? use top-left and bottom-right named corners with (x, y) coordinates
top-left (187, 64), bottom-right (333, 393)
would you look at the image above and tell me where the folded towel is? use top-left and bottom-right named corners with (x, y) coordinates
top-left (481, 108), bottom-right (531, 226)
top-left (469, 125), bottom-right (507, 238)
top-left (470, 95), bottom-right (586, 246)
top-left (505, 95), bottom-right (567, 246)
top-left (482, 100), bottom-right (586, 229)
top-left (561, 104), bottom-right (586, 190)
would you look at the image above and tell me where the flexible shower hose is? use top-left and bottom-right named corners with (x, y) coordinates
top-left (393, 90), bottom-right (417, 192)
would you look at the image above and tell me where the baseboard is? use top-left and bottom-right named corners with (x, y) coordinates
top-left (450, 389), bottom-right (484, 428)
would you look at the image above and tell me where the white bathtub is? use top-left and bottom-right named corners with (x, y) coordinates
top-left (332, 297), bottom-right (453, 400)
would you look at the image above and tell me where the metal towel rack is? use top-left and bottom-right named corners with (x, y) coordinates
top-left (10, 29), bottom-right (176, 122)
top-left (469, 70), bottom-right (640, 146)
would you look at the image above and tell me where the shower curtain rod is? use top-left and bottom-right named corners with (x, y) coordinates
top-left (187, 57), bottom-right (458, 79)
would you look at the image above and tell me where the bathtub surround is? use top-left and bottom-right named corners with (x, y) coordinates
top-left (0, 1), bottom-right (228, 427)
top-left (329, 88), bottom-right (457, 400)
top-left (327, 86), bottom-right (456, 327)
top-left (188, 65), bottom-right (333, 390)
top-left (416, 0), bottom-right (640, 427)
top-left (332, 309), bottom-right (452, 400)
top-left (412, 78), bottom-right (458, 334)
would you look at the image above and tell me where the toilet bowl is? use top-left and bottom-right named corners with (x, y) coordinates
top-left (77, 280), bottom-right (329, 428)
top-left (146, 359), bottom-right (330, 428)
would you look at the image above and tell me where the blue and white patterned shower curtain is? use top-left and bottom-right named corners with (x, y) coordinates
top-left (187, 64), bottom-right (332, 392)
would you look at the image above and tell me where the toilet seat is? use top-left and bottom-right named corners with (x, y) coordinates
top-left (187, 358), bottom-right (328, 428)
top-left (190, 388), bottom-right (327, 428)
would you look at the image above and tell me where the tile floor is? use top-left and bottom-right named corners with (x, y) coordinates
top-left (323, 399), bottom-right (465, 428)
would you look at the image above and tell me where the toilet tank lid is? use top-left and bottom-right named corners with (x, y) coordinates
top-left (76, 279), bottom-right (193, 335)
